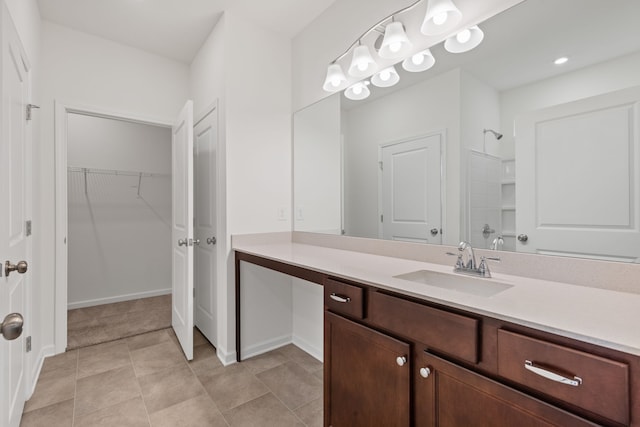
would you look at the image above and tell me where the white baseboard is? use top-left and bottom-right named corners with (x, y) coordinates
top-left (240, 334), bottom-right (292, 361)
top-left (67, 289), bottom-right (171, 310)
top-left (216, 347), bottom-right (237, 367)
top-left (27, 344), bottom-right (55, 399)
top-left (292, 334), bottom-right (323, 362)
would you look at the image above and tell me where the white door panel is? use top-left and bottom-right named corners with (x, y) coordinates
top-left (172, 101), bottom-right (194, 360)
top-left (194, 109), bottom-right (217, 344)
top-left (516, 86), bottom-right (640, 262)
top-left (1, 3), bottom-right (30, 426)
top-left (380, 134), bottom-right (443, 243)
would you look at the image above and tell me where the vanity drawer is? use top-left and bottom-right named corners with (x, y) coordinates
top-left (324, 278), bottom-right (364, 319)
top-left (368, 291), bottom-right (479, 364)
top-left (497, 329), bottom-right (629, 426)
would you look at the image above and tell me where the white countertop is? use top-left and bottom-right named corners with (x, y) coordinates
top-left (234, 240), bottom-right (640, 356)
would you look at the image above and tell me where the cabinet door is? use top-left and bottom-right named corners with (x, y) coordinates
top-left (324, 311), bottom-right (410, 427)
top-left (414, 351), bottom-right (598, 427)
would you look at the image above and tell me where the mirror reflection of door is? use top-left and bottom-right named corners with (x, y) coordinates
top-left (516, 86), bottom-right (640, 262)
top-left (379, 134), bottom-right (443, 243)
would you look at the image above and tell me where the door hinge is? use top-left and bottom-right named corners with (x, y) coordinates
top-left (193, 288), bottom-right (195, 298)
top-left (379, 161), bottom-right (383, 171)
top-left (380, 214), bottom-right (383, 222)
top-left (26, 220), bottom-right (32, 236)
top-left (26, 336), bottom-right (31, 352)
top-left (26, 104), bottom-right (40, 121)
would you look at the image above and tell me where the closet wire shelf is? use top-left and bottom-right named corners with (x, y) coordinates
top-left (67, 166), bottom-right (170, 197)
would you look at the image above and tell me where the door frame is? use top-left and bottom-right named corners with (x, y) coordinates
top-left (53, 101), bottom-right (173, 353)
top-left (377, 130), bottom-right (447, 241)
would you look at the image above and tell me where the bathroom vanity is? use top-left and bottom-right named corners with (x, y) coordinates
top-left (234, 236), bottom-right (640, 426)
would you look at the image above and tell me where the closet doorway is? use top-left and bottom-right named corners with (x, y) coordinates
top-left (65, 112), bottom-right (173, 349)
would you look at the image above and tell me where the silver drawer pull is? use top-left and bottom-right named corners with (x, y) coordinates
top-left (524, 360), bottom-right (582, 387)
top-left (330, 293), bottom-right (351, 303)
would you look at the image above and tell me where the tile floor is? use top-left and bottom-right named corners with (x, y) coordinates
top-left (67, 295), bottom-right (172, 350)
top-left (21, 328), bottom-right (324, 426)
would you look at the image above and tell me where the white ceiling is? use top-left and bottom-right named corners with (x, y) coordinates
top-left (36, 0), bottom-right (339, 63)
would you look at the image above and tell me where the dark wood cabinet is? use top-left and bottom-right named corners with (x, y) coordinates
top-left (324, 311), bottom-right (411, 427)
top-left (414, 350), bottom-right (597, 427)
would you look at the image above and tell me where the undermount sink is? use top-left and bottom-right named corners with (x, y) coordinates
top-left (393, 269), bottom-right (513, 297)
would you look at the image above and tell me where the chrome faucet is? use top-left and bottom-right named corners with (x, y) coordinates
top-left (448, 241), bottom-right (500, 278)
top-left (458, 241), bottom-right (477, 270)
top-left (490, 235), bottom-right (504, 251)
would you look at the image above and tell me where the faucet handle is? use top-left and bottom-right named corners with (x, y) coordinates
top-left (483, 256), bottom-right (501, 262)
top-left (478, 257), bottom-right (491, 277)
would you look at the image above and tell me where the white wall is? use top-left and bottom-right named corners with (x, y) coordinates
top-left (67, 114), bottom-right (171, 308)
top-left (40, 20), bottom-right (190, 353)
top-left (343, 69), bottom-right (461, 244)
top-left (189, 11), bottom-right (294, 364)
top-left (294, 94), bottom-right (342, 234)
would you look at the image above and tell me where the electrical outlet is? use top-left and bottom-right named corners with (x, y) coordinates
top-left (277, 207), bottom-right (287, 221)
top-left (296, 207), bottom-right (304, 221)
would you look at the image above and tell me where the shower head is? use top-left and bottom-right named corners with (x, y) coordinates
top-left (484, 128), bottom-right (503, 140)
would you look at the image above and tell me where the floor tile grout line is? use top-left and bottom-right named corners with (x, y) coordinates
top-left (128, 340), bottom-right (153, 427)
top-left (71, 349), bottom-right (79, 427)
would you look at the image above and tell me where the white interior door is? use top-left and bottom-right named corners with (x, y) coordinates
top-left (1, 4), bottom-right (30, 426)
top-left (380, 134), bottom-right (443, 243)
top-left (172, 100), bottom-right (194, 360)
top-left (516, 86), bottom-right (640, 262)
top-left (194, 108), bottom-right (217, 344)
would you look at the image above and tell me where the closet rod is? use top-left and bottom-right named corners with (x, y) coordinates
top-left (67, 166), bottom-right (169, 178)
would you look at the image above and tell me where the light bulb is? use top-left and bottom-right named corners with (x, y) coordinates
top-left (412, 53), bottom-right (425, 65)
top-left (554, 57), bottom-right (569, 65)
top-left (380, 70), bottom-right (391, 81)
top-left (390, 42), bottom-right (402, 53)
top-left (331, 78), bottom-right (341, 88)
top-left (433, 12), bottom-right (448, 26)
top-left (353, 85), bottom-right (363, 95)
top-left (456, 29), bottom-right (471, 44)
top-left (357, 62), bottom-right (367, 71)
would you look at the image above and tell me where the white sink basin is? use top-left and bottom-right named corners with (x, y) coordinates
top-left (393, 269), bottom-right (513, 297)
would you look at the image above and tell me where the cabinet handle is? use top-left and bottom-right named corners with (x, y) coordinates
top-left (329, 293), bottom-right (351, 303)
top-left (419, 367), bottom-right (431, 378)
top-left (396, 356), bottom-right (407, 367)
top-left (524, 360), bottom-right (582, 387)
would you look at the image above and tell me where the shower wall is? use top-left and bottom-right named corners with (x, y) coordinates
top-left (468, 151), bottom-right (502, 249)
top-left (67, 114), bottom-right (172, 308)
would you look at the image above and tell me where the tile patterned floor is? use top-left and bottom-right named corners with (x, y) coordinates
top-left (67, 295), bottom-right (172, 350)
top-left (21, 328), bottom-right (323, 426)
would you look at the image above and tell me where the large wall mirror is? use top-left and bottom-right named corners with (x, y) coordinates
top-left (293, 0), bottom-right (640, 263)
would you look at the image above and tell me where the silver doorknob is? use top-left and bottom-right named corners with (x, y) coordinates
top-left (517, 234), bottom-right (529, 243)
top-left (430, 228), bottom-right (439, 236)
top-left (419, 367), bottom-right (431, 378)
top-left (206, 237), bottom-right (217, 245)
top-left (1, 313), bottom-right (24, 341)
top-left (178, 238), bottom-right (188, 247)
top-left (5, 260), bottom-right (28, 277)
top-left (396, 356), bottom-right (407, 367)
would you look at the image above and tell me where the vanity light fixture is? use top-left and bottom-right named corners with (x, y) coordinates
top-left (444, 25), bottom-right (484, 53)
top-left (421, 0), bottom-right (462, 36)
top-left (402, 48), bottom-right (436, 72)
top-left (348, 44), bottom-right (378, 78)
top-left (554, 56), bottom-right (569, 65)
top-left (345, 81), bottom-right (371, 100)
top-left (322, 0), bottom-right (489, 100)
top-left (371, 66), bottom-right (400, 88)
top-left (322, 63), bottom-right (348, 92)
top-left (379, 21), bottom-right (413, 59)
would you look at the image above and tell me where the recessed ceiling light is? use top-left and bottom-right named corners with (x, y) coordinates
top-left (554, 57), bottom-right (569, 65)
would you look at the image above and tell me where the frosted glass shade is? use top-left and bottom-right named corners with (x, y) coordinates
top-left (421, 0), bottom-right (462, 36)
top-left (379, 22), bottom-right (413, 59)
top-left (344, 81), bottom-right (371, 101)
top-left (371, 66), bottom-right (400, 88)
top-left (323, 63), bottom-right (348, 92)
top-left (348, 45), bottom-right (378, 78)
top-left (444, 26), bottom-right (484, 53)
top-left (402, 49), bottom-right (436, 72)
